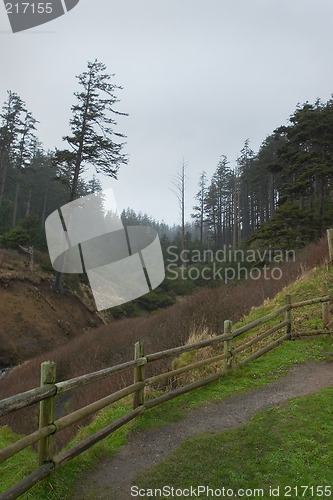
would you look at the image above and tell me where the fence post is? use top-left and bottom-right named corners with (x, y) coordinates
top-left (327, 229), bottom-right (333, 264)
top-left (285, 294), bottom-right (292, 338)
top-left (321, 282), bottom-right (330, 328)
top-left (38, 361), bottom-right (56, 466)
top-left (133, 341), bottom-right (145, 409)
top-left (223, 320), bottom-right (233, 372)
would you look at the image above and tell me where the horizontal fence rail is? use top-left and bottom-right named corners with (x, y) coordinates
top-left (231, 304), bottom-right (290, 338)
top-left (0, 284), bottom-right (332, 499)
top-left (56, 358), bottom-right (145, 395)
top-left (0, 386), bottom-right (57, 418)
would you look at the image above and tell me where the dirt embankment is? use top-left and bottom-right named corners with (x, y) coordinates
top-left (0, 277), bottom-right (102, 366)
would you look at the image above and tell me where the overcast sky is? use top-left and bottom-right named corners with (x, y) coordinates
top-left (1, 0), bottom-right (333, 225)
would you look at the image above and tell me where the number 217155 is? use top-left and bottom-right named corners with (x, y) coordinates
top-left (5, 3), bottom-right (53, 14)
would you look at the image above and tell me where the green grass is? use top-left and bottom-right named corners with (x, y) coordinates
top-left (134, 388), bottom-right (333, 499)
top-left (0, 427), bottom-right (38, 491)
top-left (133, 334), bottom-right (332, 431)
top-left (1, 266), bottom-right (333, 498)
top-left (0, 403), bottom-right (134, 499)
top-left (232, 266), bottom-right (333, 334)
top-left (3, 334), bottom-right (330, 499)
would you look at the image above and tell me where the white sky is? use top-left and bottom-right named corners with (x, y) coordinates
top-left (1, 0), bottom-right (333, 225)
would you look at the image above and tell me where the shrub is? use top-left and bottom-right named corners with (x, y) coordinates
top-left (136, 289), bottom-right (175, 311)
top-left (1, 215), bottom-right (46, 250)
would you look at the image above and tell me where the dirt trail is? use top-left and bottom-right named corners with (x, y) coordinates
top-left (71, 361), bottom-right (333, 500)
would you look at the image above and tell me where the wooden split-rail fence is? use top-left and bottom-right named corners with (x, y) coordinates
top-left (0, 284), bottom-right (332, 499)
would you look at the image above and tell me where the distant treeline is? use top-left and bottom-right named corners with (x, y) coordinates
top-left (1, 88), bottom-right (333, 252)
top-left (192, 97), bottom-right (333, 250)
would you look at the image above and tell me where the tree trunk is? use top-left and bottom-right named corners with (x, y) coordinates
top-left (12, 183), bottom-right (20, 227)
top-left (0, 158), bottom-right (8, 212)
top-left (26, 187), bottom-right (32, 217)
top-left (53, 270), bottom-right (63, 293)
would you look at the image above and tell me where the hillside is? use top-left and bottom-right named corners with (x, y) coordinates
top-left (0, 237), bottom-right (332, 499)
top-left (0, 249), bottom-right (103, 367)
top-left (0, 237), bottom-right (328, 375)
top-left (0, 237), bottom-right (329, 448)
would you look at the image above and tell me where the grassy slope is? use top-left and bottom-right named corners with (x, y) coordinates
top-left (134, 266), bottom-right (333, 498)
top-left (0, 265), bottom-right (332, 499)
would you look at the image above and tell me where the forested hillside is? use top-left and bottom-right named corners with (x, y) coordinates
top-left (0, 60), bottom-right (128, 250)
top-left (1, 90), bottom-right (332, 254)
top-left (191, 98), bottom-right (333, 250)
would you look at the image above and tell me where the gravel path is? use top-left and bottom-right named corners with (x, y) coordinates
top-left (71, 361), bottom-right (333, 500)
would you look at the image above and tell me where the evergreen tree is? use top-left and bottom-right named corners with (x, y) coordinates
top-left (11, 110), bottom-right (38, 226)
top-left (204, 156), bottom-right (233, 248)
top-left (55, 59), bottom-right (128, 202)
top-left (52, 60), bottom-right (128, 290)
top-left (0, 92), bottom-right (38, 229)
top-left (236, 139), bottom-right (255, 243)
top-left (250, 97), bottom-right (333, 247)
top-left (0, 92), bottom-right (26, 216)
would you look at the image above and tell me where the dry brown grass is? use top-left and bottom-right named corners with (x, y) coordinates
top-left (170, 324), bottom-right (222, 386)
top-left (0, 248), bottom-right (53, 283)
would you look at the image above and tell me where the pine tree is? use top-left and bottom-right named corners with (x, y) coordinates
top-left (55, 59), bottom-right (128, 202)
top-left (0, 92), bottom-right (26, 215)
top-left (0, 92), bottom-right (38, 229)
top-left (235, 139), bottom-right (255, 243)
top-left (53, 60), bottom-right (128, 291)
top-left (274, 98), bottom-right (333, 234)
top-left (204, 156), bottom-right (233, 248)
top-left (11, 110), bottom-right (38, 226)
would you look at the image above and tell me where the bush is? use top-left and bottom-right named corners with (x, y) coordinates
top-left (136, 289), bottom-right (175, 311)
top-left (1, 226), bottom-right (31, 247)
top-left (0, 215), bottom-right (46, 250)
top-left (110, 301), bottom-right (142, 319)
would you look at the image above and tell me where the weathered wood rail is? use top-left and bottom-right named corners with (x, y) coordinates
top-left (0, 285), bottom-right (331, 499)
